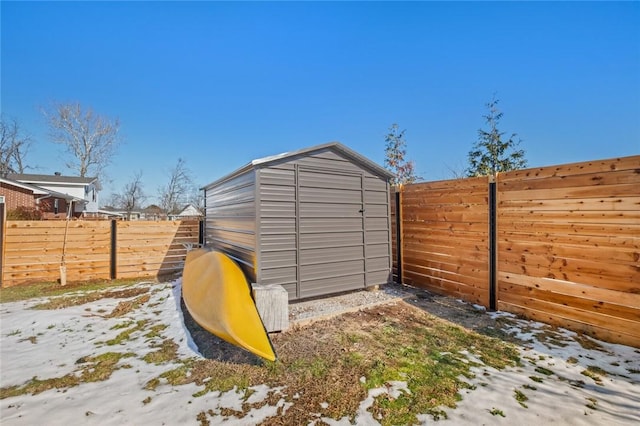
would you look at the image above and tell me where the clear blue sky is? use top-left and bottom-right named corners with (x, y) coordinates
top-left (2, 1), bottom-right (639, 205)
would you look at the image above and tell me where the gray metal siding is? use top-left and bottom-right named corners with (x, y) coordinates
top-left (204, 144), bottom-right (391, 301)
top-left (296, 149), bottom-right (371, 174)
top-left (255, 148), bottom-right (392, 300)
top-left (298, 166), bottom-right (366, 299)
top-left (204, 171), bottom-right (257, 280)
top-left (257, 166), bottom-right (298, 299)
top-left (363, 175), bottom-right (392, 286)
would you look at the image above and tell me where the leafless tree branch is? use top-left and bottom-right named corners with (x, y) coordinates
top-left (111, 171), bottom-right (146, 220)
top-left (158, 158), bottom-right (193, 214)
top-left (43, 102), bottom-right (122, 179)
top-left (0, 114), bottom-right (33, 177)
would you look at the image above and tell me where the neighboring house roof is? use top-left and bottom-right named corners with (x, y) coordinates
top-left (8, 173), bottom-right (99, 207)
top-left (101, 206), bottom-right (138, 215)
top-left (100, 206), bottom-right (119, 212)
top-left (7, 173), bottom-right (97, 185)
top-left (95, 208), bottom-right (124, 218)
top-left (142, 204), bottom-right (164, 214)
top-left (1, 176), bottom-right (50, 195)
top-left (175, 203), bottom-right (203, 217)
top-left (202, 141), bottom-right (393, 189)
top-left (0, 176), bottom-right (84, 202)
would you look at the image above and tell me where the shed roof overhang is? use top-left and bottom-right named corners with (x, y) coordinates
top-left (202, 141), bottom-right (393, 190)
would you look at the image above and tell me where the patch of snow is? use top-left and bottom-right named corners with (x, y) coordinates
top-left (1, 280), bottom-right (638, 425)
top-left (0, 280), bottom-right (287, 425)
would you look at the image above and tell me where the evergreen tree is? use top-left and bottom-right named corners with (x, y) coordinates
top-left (466, 97), bottom-right (527, 177)
top-left (384, 123), bottom-right (417, 186)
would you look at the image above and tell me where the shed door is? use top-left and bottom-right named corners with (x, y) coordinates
top-left (297, 167), bottom-right (365, 299)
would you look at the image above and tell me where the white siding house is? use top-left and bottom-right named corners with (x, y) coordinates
top-left (8, 173), bottom-right (100, 216)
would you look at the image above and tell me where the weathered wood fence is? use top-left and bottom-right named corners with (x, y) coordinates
top-left (1, 220), bottom-right (202, 287)
top-left (392, 155), bottom-right (640, 347)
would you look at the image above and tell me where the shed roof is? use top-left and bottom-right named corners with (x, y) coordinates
top-left (203, 142), bottom-right (393, 189)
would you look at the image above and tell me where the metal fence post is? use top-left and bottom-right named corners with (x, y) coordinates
top-left (395, 189), bottom-right (403, 284)
top-left (488, 175), bottom-right (497, 311)
top-left (110, 220), bottom-right (117, 280)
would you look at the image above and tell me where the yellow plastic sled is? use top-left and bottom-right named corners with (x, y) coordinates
top-left (182, 247), bottom-right (276, 361)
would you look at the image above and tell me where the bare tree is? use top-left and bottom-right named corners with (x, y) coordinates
top-left (187, 184), bottom-right (205, 210)
top-left (444, 160), bottom-right (468, 179)
top-left (111, 171), bottom-right (146, 220)
top-left (43, 102), bottom-right (122, 179)
top-left (158, 158), bottom-right (193, 215)
top-left (1, 115), bottom-right (33, 177)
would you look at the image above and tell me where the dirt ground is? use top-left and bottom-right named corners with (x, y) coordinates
top-left (182, 282), bottom-right (510, 363)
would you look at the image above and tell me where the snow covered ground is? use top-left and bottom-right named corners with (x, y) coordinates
top-left (1, 279), bottom-right (639, 425)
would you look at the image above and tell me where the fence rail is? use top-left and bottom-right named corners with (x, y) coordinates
top-left (393, 155), bottom-right (640, 348)
top-left (1, 220), bottom-right (201, 287)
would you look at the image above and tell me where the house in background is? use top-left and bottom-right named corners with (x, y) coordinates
top-left (1, 177), bottom-right (49, 211)
top-left (96, 204), bottom-right (201, 221)
top-left (3, 173), bottom-right (99, 218)
top-left (98, 205), bottom-right (165, 220)
top-left (99, 205), bottom-right (140, 220)
top-left (92, 205), bottom-right (126, 220)
top-left (141, 204), bottom-right (166, 220)
top-left (0, 176), bottom-right (85, 219)
top-left (168, 203), bottom-right (203, 220)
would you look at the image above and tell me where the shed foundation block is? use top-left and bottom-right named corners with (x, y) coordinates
top-left (251, 283), bottom-right (289, 332)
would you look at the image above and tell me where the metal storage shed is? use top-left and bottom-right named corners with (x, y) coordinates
top-left (202, 142), bottom-right (394, 301)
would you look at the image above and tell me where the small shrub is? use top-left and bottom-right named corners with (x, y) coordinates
top-left (7, 206), bottom-right (42, 220)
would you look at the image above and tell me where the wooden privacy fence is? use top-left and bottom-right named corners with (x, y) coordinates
top-left (392, 176), bottom-right (490, 304)
top-left (392, 155), bottom-right (640, 348)
top-left (1, 220), bottom-right (202, 287)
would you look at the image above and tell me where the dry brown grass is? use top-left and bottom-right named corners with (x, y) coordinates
top-left (31, 287), bottom-right (151, 310)
top-left (105, 293), bottom-right (151, 317)
top-left (171, 302), bottom-right (520, 425)
top-left (1, 282), bottom-right (522, 425)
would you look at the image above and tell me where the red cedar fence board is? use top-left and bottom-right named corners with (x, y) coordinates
top-left (1, 220), bottom-right (200, 287)
top-left (393, 155), bottom-right (639, 347)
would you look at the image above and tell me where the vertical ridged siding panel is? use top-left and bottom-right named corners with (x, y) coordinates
top-left (298, 166), bottom-right (366, 299)
top-left (296, 150), bottom-right (369, 173)
top-left (204, 171), bottom-right (257, 281)
top-left (364, 175), bottom-right (392, 285)
top-left (257, 166), bottom-right (298, 298)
